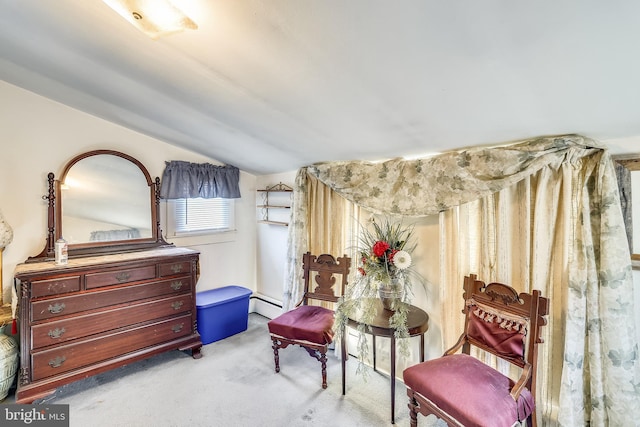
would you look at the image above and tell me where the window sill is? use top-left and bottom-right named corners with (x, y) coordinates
top-left (165, 229), bottom-right (237, 246)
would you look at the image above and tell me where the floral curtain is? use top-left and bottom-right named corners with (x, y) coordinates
top-left (159, 161), bottom-right (241, 199)
top-left (558, 151), bottom-right (637, 425)
top-left (284, 134), bottom-right (639, 425)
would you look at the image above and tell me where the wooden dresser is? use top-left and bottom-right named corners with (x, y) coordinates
top-left (14, 246), bottom-right (202, 403)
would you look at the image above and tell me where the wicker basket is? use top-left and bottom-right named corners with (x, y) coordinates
top-left (0, 332), bottom-right (18, 401)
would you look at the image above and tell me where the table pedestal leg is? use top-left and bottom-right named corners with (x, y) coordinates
top-left (341, 327), bottom-right (347, 395)
top-left (391, 333), bottom-right (396, 424)
top-left (346, 303), bottom-right (429, 426)
top-left (372, 334), bottom-right (377, 371)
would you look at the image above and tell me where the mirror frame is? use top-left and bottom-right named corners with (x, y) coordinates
top-left (29, 150), bottom-right (170, 261)
top-left (614, 154), bottom-right (640, 269)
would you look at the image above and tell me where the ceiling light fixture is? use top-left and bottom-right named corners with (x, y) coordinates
top-left (102, 0), bottom-right (198, 39)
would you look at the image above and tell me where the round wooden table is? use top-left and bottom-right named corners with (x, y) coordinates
top-left (343, 299), bottom-right (429, 424)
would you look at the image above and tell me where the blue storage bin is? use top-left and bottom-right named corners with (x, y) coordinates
top-left (196, 285), bottom-right (252, 344)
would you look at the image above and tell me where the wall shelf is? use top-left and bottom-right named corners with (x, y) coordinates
top-left (258, 220), bottom-right (289, 226)
top-left (257, 183), bottom-right (293, 226)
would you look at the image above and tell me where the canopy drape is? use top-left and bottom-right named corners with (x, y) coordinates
top-left (284, 134), bottom-right (639, 425)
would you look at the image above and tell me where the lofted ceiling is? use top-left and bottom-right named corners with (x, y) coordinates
top-left (1, 0), bottom-right (640, 175)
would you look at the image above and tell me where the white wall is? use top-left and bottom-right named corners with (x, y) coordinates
top-left (254, 172), bottom-right (296, 318)
top-left (0, 80), bottom-right (257, 303)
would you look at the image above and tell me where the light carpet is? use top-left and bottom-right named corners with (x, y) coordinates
top-left (6, 313), bottom-right (440, 427)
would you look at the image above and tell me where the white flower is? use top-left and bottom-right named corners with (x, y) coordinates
top-left (392, 250), bottom-right (412, 270)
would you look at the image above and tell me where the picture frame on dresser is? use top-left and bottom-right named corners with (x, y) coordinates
top-left (14, 150), bottom-right (203, 404)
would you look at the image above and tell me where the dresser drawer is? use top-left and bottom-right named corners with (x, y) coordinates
top-left (31, 314), bottom-right (192, 381)
top-left (31, 294), bottom-right (193, 349)
top-left (31, 276), bottom-right (192, 321)
top-left (159, 261), bottom-right (191, 277)
top-left (15, 248), bottom-right (202, 405)
top-left (31, 276), bottom-right (81, 298)
top-left (85, 265), bottom-right (156, 289)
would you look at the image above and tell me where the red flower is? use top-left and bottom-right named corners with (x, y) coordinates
top-left (372, 241), bottom-right (390, 257)
top-left (388, 249), bottom-right (398, 261)
top-left (358, 267), bottom-right (366, 276)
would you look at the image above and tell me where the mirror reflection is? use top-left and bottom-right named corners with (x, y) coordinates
top-left (61, 154), bottom-right (152, 244)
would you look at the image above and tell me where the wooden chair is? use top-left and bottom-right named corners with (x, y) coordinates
top-left (403, 274), bottom-right (549, 427)
top-left (268, 252), bottom-right (351, 390)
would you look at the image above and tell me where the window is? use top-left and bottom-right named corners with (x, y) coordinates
top-left (166, 197), bottom-right (234, 236)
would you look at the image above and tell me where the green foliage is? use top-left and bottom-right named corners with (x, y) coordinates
top-left (334, 216), bottom-right (424, 376)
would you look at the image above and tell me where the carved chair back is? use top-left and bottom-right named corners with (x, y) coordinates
top-left (299, 252), bottom-right (351, 306)
top-left (453, 274), bottom-right (549, 400)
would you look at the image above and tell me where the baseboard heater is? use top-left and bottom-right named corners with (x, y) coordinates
top-left (250, 294), bottom-right (282, 308)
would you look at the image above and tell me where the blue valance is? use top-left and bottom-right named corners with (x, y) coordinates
top-left (160, 161), bottom-right (241, 199)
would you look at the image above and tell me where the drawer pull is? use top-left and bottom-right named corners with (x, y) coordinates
top-left (48, 327), bottom-right (66, 339)
top-left (170, 281), bottom-right (183, 291)
top-left (170, 264), bottom-right (183, 274)
top-left (49, 356), bottom-right (66, 368)
top-left (115, 272), bottom-right (132, 283)
top-left (171, 301), bottom-right (184, 310)
top-left (48, 303), bottom-right (66, 314)
top-left (172, 323), bottom-right (184, 333)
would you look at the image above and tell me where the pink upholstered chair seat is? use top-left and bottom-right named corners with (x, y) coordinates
top-left (403, 353), bottom-right (534, 427)
top-left (268, 305), bottom-right (335, 345)
top-left (403, 276), bottom-right (548, 426)
top-left (268, 253), bottom-right (351, 390)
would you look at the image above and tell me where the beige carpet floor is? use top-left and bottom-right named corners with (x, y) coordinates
top-left (3, 313), bottom-right (444, 427)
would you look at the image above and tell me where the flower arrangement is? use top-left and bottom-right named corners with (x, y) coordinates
top-left (334, 217), bottom-right (423, 374)
top-left (357, 219), bottom-right (416, 294)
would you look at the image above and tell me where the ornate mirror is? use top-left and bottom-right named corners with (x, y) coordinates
top-left (30, 150), bottom-right (169, 261)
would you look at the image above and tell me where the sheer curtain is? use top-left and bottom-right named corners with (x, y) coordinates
top-left (284, 135), bottom-right (639, 426)
top-left (283, 172), bottom-right (362, 310)
top-left (306, 174), bottom-right (360, 260)
top-left (440, 167), bottom-right (569, 424)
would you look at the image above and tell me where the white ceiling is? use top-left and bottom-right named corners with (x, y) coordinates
top-left (1, 0), bottom-right (639, 175)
